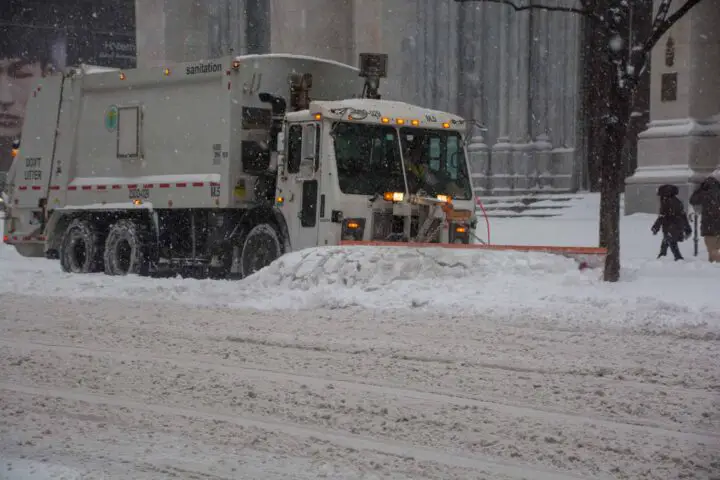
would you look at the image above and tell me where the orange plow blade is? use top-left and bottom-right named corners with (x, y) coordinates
top-left (339, 241), bottom-right (608, 270)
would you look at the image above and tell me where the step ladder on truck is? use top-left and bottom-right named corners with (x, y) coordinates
top-left (1, 52), bottom-right (606, 278)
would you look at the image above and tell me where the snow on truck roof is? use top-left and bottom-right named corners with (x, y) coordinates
top-left (233, 53), bottom-right (359, 72)
top-left (306, 99), bottom-right (467, 130)
top-left (76, 64), bottom-right (121, 75)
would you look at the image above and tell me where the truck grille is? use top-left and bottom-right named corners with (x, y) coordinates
top-left (371, 211), bottom-right (394, 240)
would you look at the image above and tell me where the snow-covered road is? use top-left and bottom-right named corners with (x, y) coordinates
top-left (1, 293), bottom-right (718, 479)
top-left (2, 195), bottom-right (719, 479)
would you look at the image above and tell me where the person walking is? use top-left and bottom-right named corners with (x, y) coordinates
top-left (652, 184), bottom-right (692, 261)
top-left (689, 176), bottom-right (720, 263)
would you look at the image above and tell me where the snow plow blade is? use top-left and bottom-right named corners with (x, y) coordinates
top-left (339, 241), bottom-right (607, 270)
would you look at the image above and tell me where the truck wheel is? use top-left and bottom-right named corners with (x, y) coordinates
top-left (59, 219), bottom-right (103, 274)
top-left (103, 219), bottom-right (150, 276)
top-left (240, 223), bottom-right (282, 278)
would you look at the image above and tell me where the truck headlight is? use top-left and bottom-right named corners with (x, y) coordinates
top-left (342, 218), bottom-right (366, 241)
top-left (383, 191), bottom-right (404, 202)
top-left (450, 223), bottom-right (470, 244)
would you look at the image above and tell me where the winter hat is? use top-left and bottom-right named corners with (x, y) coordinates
top-left (657, 184), bottom-right (679, 197)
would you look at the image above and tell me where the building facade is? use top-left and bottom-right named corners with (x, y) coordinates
top-left (134, 0), bottom-right (588, 197)
top-left (624, 0), bottom-right (720, 214)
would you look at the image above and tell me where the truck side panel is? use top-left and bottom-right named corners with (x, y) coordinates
top-left (11, 74), bottom-right (64, 209)
top-left (54, 66), bottom-right (231, 210)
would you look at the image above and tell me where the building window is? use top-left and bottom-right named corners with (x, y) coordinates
top-left (661, 73), bottom-right (678, 102)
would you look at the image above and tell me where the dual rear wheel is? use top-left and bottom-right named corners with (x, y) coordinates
top-left (59, 218), bottom-right (148, 276)
top-left (59, 218), bottom-right (281, 278)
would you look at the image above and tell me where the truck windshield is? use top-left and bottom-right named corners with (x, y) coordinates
top-left (332, 122), bottom-right (405, 196)
top-left (400, 128), bottom-right (473, 200)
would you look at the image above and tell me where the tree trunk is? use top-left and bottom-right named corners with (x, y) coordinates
top-left (599, 84), bottom-right (633, 282)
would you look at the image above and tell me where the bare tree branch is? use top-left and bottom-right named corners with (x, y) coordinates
top-left (454, 0), bottom-right (590, 16)
top-left (644, 0), bottom-right (703, 52)
top-left (629, 0), bottom-right (704, 89)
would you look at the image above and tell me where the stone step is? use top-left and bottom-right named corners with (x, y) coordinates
top-left (475, 193), bottom-right (586, 218)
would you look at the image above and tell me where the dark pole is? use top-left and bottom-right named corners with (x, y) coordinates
top-left (693, 212), bottom-right (699, 257)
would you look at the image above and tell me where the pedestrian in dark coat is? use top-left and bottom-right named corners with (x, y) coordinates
top-left (689, 176), bottom-right (720, 262)
top-left (652, 184), bottom-right (691, 261)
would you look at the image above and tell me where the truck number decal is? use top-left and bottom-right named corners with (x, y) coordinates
top-left (129, 188), bottom-right (150, 200)
top-left (210, 185), bottom-right (221, 197)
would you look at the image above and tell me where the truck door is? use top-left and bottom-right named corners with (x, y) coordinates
top-left (11, 74), bottom-right (64, 211)
top-left (282, 121), bottom-right (321, 252)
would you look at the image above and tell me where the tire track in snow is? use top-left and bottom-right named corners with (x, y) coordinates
top-left (3, 338), bottom-right (718, 443)
top-left (4, 319), bottom-right (716, 393)
top-left (0, 402), bottom-right (435, 480)
top-left (2, 293), bottom-right (717, 392)
top-left (0, 383), bottom-right (597, 480)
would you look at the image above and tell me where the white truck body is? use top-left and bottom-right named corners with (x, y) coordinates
top-left (3, 53), bottom-right (477, 278)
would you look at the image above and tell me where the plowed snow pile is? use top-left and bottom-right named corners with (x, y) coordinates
top-left (1, 243), bottom-right (719, 331)
top-left (253, 246), bottom-right (576, 289)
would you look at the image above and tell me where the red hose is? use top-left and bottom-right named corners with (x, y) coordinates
top-left (476, 197), bottom-right (491, 245)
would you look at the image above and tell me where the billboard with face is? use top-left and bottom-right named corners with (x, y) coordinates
top-left (0, 0), bottom-right (136, 177)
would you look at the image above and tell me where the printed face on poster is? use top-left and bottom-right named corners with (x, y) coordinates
top-left (0, 0), bottom-right (136, 172)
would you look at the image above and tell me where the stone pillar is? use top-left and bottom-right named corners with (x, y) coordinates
top-left (625, 0), bottom-right (720, 214)
top-left (135, 0), bottom-right (210, 67)
top-left (562, 11), bottom-right (582, 191)
top-left (468, 135), bottom-right (491, 195)
top-left (135, 0), bottom-right (269, 66)
top-left (510, 10), bottom-right (532, 193)
top-left (492, 5), bottom-right (514, 195)
top-left (270, 0), bottom-right (353, 64)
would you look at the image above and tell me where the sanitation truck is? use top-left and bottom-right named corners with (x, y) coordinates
top-left (2, 53), bottom-right (479, 278)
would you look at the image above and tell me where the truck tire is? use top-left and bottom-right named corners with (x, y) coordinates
top-left (59, 218), bottom-right (103, 274)
top-left (103, 219), bottom-right (150, 276)
top-left (239, 223), bottom-right (282, 278)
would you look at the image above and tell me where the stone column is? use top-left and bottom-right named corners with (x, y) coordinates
top-left (459, 2), bottom-right (489, 195)
top-left (492, 5), bottom-right (514, 195)
top-left (135, 0), bottom-right (209, 67)
top-left (269, 0), bottom-right (354, 65)
top-left (625, 0), bottom-right (720, 214)
top-left (528, 8), bottom-right (551, 192)
top-left (510, 10), bottom-right (533, 193)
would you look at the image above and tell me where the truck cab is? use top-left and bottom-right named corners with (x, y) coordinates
top-left (275, 99), bottom-right (476, 253)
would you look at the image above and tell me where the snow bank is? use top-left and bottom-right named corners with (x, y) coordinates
top-left (1, 241), bottom-right (718, 332)
top-left (253, 245), bottom-right (575, 290)
top-left (1, 193), bottom-right (718, 332)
